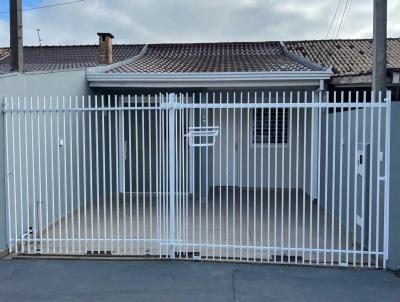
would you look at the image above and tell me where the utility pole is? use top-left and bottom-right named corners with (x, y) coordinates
top-left (372, 0), bottom-right (387, 96)
top-left (9, 0), bottom-right (24, 73)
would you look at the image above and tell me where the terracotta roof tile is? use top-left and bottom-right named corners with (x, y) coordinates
top-left (107, 42), bottom-right (314, 73)
top-left (0, 48), bottom-right (10, 58)
top-left (0, 44), bottom-right (143, 74)
top-left (284, 38), bottom-right (400, 77)
top-left (2, 39), bottom-right (398, 77)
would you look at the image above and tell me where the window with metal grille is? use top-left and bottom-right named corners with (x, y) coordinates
top-left (253, 108), bottom-right (289, 144)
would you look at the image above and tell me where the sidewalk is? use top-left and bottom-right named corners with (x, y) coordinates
top-left (0, 259), bottom-right (399, 302)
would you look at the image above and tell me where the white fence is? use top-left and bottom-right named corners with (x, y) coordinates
top-left (3, 90), bottom-right (391, 268)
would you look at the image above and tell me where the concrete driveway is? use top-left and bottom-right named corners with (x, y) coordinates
top-left (36, 189), bottom-right (352, 266)
top-left (0, 259), bottom-right (399, 302)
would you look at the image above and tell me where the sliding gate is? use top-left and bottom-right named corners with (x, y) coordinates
top-left (3, 91), bottom-right (391, 268)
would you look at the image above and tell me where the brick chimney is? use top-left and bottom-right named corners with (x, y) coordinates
top-left (97, 33), bottom-right (114, 65)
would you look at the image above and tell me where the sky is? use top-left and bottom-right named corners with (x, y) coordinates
top-left (0, 0), bottom-right (399, 47)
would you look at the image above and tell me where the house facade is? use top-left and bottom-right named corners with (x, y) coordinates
top-left (0, 34), bottom-right (399, 269)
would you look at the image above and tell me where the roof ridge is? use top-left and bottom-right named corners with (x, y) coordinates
top-left (280, 41), bottom-right (328, 72)
top-left (285, 38), bottom-right (400, 43)
top-left (87, 44), bottom-right (149, 74)
top-left (146, 41), bottom-right (281, 46)
top-left (0, 41), bottom-right (283, 49)
top-left (0, 43), bottom-right (145, 49)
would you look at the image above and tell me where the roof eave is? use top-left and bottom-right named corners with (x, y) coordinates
top-left (87, 71), bottom-right (333, 88)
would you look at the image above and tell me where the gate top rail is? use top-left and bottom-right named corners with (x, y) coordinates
top-left (2, 90), bottom-right (391, 113)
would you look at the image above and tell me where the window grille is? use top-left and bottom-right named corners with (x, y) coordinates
top-left (253, 108), bottom-right (289, 144)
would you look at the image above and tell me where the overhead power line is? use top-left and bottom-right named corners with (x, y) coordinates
top-left (332, 0), bottom-right (346, 38)
top-left (335, 0), bottom-right (353, 38)
top-left (0, 0), bottom-right (85, 14)
top-left (335, 0), bottom-right (350, 38)
top-left (325, 0), bottom-right (343, 39)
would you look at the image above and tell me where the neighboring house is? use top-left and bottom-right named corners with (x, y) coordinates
top-left (0, 34), bottom-right (399, 270)
top-left (285, 39), bottom-right (400, 99)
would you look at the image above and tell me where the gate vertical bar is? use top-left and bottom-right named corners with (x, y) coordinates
top-left (345, 92), bottom-right (352, 266)
top-left (11, 98), bottom-right (18, 253)
top-left (331, 92), bottom-right (337, 266)
top-left (185, 93), bottom-right (189, 258)
top-left (324, 92), bottom-right (330, 265)
top-left (310, 92), bottom-right (315, 263)
top-left (149, 95), bottom-right (153, 255)
top-left (353, 92), bottom-right (359, 266)
top-left (141, 96), bottom-right (146, 254)
top-left (383, 90), bottom-right (391, 268)
top-left (368, 91), bottom-right (375, 267)
top-left (232, 92), bottom-right (237, 261)
top-left (281, 92), bottom-right (286, 263)
top-left (101, 96), bottom-right (106, 254)
top-left (3, 98), bottom-right (12, 253)
top-left (122, 96), bottom-right (126, 254)
top-left (19, 98), bottom-right (25, 253)
top-left (88, 96), bottom-right (93, 253)
top-left (62, 97), bottom-right (68, 254)
top-left (168, 93), bottom-right (176, 258)
top-left (295, 92), bottom-right (300, 264)
top-left (95, 96), bottom-right (100, 253)
top-left (375, 92), bottom-right (382, 268)
top-left (68, 97), bottom-right (74, 253)
top-left (76, 96), bottom-right (81, 254)
top-left (212, 93), bottom-right (216, 259)
top-left (288, 92), bottom-right (293, 262)
top-left (43, 97), bottom-right (49, 253)
top-left (128, 95), bottom-right (133, 254)
top-left (316, 91), bottom-right (322, 265)
top-left (338, 92), bottom-right (344, 264)
top-left (82, 96), bottom-right (87, 254)
top-left (361, 92), bottom-right (367, 267)
top-left (302, 92), bottom-right (307, 264)
top-left (56, 97), bottom-right (62, 253)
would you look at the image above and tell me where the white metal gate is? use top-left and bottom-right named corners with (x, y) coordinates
top-left (3, 90), bottom-right (391, 268)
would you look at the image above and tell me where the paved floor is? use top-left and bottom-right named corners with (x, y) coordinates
top-left (30, 188), bottom-right (358, 265)
top-left (0, 259), bottom-right (398, 302)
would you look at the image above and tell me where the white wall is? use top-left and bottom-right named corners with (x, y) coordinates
top-left (0, 69), bottom-right (90, 98)
top-left (388, 102), bottom-right (400, 269)
top-left (209, 106), bottom-right (315, 194)
top-left (0, 69), bottom-right (92, 252)
top-left (320, 106), bottom-right (387, 255)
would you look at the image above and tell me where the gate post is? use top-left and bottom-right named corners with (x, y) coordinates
top-left (168, 93), bottom-right (176, 258)
top-left (387, 92), bottom-right (400, 270)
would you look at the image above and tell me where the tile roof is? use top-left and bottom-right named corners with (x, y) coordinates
top-left (284, 38), bottom-right (400, 77)
top-left (107, 42), bottom-right (315, 73)
top-left (0, 44), bottom-right (143, 74)
top-left (1, 39), bottom-right (399, 77)
top-left (0, 48), bottom-right (9, 58)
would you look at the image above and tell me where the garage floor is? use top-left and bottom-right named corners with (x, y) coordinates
top-left (23, 188), bottom-right (375, 266)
